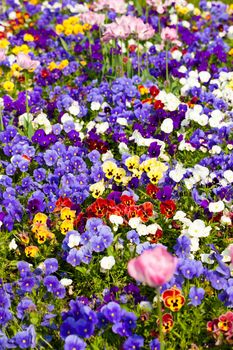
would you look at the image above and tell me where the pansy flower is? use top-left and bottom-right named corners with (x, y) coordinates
top-left (162, 288), bottom-right (185, 312)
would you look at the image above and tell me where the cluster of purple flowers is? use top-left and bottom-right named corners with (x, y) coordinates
top-left (62, 218), bottom-right (113, 267)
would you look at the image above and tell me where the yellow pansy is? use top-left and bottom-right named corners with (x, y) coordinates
top-left (227, 4), bottom-right (233, 15)
top-left (68, 17), bottom-right (79, 26)
top-left (114, 168), bottom-right (126, 183)
top-left (35, 230), bottom-right (47, 244)
top-left (102, 161), bottom-right (117, 179)
top-left (147, 168), bottom-right (164, 184)
top-left (90, 181), bottom-right (105, 198)
top-left (64, 27), bottom-right (73, 36)
top-left (132, 169), bottom-right (142, 179)
top-left (60, 219), bottom-right (74, 235)
top-left (82, 23), bottom-right (92, 31)
top-left (11, 63), bottom-right (22, 73)
top-left (31, 222), bottom-right (46, 234)
top-left (80, 61), bottom-right (87, 66)
top-left (55, 24), bottom-right (64, 34)
top-left (138, 86), bottom-right (149, 95)
top-left (33, 213), bottom-right (48, 225)
top-left (59, 59), bottom-right (69, 70)
top-left (48, 61), bottom-right (58, 71)
top-left (24, 33), bottom-right (34, 42)
top-left (60, 207), bottom-right (76, 221)
top-left (125, 155), bottom-right (140, 171)
top-left (73, 24), bottom-right (85, 35)
top-left (12, 44), bottom-right (30, 55)
top-left (0, 39), bottom-right (9, 49)
top-left (175, 5), bottom-right (189, 15)
top-left (193, 8), bottom-right (201, 16)
top-left (25, 246), bottom-right (39, 257)
top-left (229, 48), bottom-right (233, 56)
top-left (3, 81), bottom-right (14, 92)
top-left (140, 158), bottom-right (155, 172)
top-left (227, 80), bottom-right (233, 90)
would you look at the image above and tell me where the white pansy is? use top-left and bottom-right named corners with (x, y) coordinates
top-left (166, 93), bottom-right (180, 111)
top-left (199, 71), bottom-right (211, 83)
top-left (68, 101), bottom-right (80, 116)
top-left (224, 170), bottom-right (233, 183)
top-left (139, 301), bottom-right (153, 310)
top-left (91, 101), bottom-right (101, 111)
top-left (18, 113), bottom-right (33, 126)
top-left (221, 245), bottom-right (233, 263)
top-left (190, 237), bottom-right (199, 252)
top-left (209, 200), bottom-right (225, 213)
top-left (9, 238), bottom-right (18, 250)
top-left (100, 256), bottom-right (115, 270)
top-left (187, 219), bottom-right (211, 238)
top-left (96, 122), bottom-right (109, 134)
top-left (210, 145), bottom-right (222, 154)
top-left (178, 65), bottom-right (187, 73)
top-left (9, 11), bottom-right (17, 19)
top-left (173, 210), bottom-right (186, 221)
top-left (171, 50), bottom-right (182, 61)
top-left (184, 178), bottom-right (195, 190)
top-left (102, 150), bottom-right (114, 162)
top-left (60, 278), bottom-right (73, 286)
top-left (118, 142), bottom-right (129, 154)
top-left (227, 25), bottom-right (233, 40)
top-left (200, 254), bottom-right (214, 264)
top-left (86, 121), bottom-right (96, 131)
top-left (117, 117), bottom-right (128, 126)
top-left (197, 114), bottom-right (208, 126)
top-left (137, 224), bottom-right (148, 236)
top-left (74, 121), bottom-right (83, 132)
top-left (68, 233), bottom-right (81, 248)
top-left (128, 217), bottom-right (141, 229)
top-left (109, 215), bottom-right (123, 225)
top-left (61, 113), bottom-right (74, 124)
top-left (161, 118), bottom-right (173, 133)
top-left (169, 163), bottom-right (186, 182)
top-left (147, 223), bottom-right (162, 235)
top-left (220, 215), bottom-right (232, 225)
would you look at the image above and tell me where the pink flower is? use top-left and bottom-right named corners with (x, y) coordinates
top-left (0, 49), bottom-right (6, 62)
top-left (161, 27), bottom-right (178, 42)
top-left (127, 246), bottom-right (177, 288)
top-left (79, 11), bottom-right (105, 26)
top-left (17, 53), bottom-right (40, 70)
top-left (94, 0), bottom-right (127, 14)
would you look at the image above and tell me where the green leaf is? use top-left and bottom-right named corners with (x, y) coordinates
top-left (60, 37), bottom-right (69, 53)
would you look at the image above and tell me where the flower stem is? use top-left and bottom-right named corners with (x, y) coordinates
top-left (0, 106), bottom-right (3, 131)
top-left (157, 287), bottom-right (165, 350)
top-left (165, 42), bottom-right (170, 92)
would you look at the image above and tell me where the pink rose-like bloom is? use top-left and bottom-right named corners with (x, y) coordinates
top-left (102, 15), bottom-right (154, 42)
top-left (128, 246), bottom-right (177, 288)
top-left (17, 53), bottom-right (40, 70)
top-left (0, 49), bottom-right (6, 62)
top-left (161, 27), bottom-right (178, 42)
top-left (94, 0), bottom-right (127, 14)
top-left (79, 11), bottom-right (105, 26)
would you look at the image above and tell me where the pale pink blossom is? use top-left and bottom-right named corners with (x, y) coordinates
top-left (127, 246), bottom-right (177, 288)
top-left (79, 11), bottom-right (105, 26)
top-left (102, 15), bottom-right (154, 42)
top-left (0, 49), bottom-right (6, 62)
top-left (146, 0), bottom-right (173, 14)
top-left (94, 0), bottom-right (127, 14)
top-left (17, 53), bottom-right (40, 70)
top-left (161, 27), bottom-right (178, 42)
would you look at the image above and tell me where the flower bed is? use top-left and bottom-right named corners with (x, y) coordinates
top-left (0, 0), bottom-right (233, 349)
